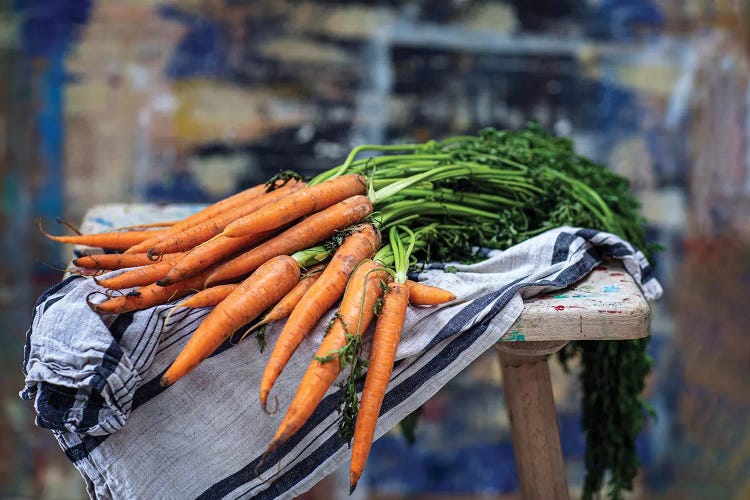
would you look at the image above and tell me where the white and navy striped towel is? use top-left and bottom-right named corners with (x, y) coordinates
top-left (21, 227), bottom-right (661, 499)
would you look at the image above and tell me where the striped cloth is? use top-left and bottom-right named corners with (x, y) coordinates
top-left (21, 227), bottom-right (661, 499)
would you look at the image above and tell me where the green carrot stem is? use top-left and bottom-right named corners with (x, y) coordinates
top-left (291, 246), bottom-right (331, 268)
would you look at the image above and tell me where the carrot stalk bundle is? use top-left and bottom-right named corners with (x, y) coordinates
top-left (222, 174), bottom-right (367, 238)
top-left (45, 126), bottom-right (647, 498)
top-left (160, 255), bottom-right (301, 387)
top-left (259, 223), bottom-right (381, 408)
top-left (267, 258), bottom-right (389, 451)
top-left (205, 194), bottom-right (374, 286)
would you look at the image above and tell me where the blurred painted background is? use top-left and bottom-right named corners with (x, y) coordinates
top-left (1, 0), bottom-right (749, 498)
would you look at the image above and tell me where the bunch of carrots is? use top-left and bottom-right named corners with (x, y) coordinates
top-left (44, 126), bottom-right (651, 497)
top-left (47, 170), bottom-right (459, 492)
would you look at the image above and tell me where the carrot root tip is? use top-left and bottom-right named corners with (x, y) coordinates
top-left (146, 248), bottom-right (162, 262)
top-left (159, 375), bottom-right (172, 388)
top-left (261, 394), bottom-right (278, 415)
top-left (266, 438), bottom-right (282, 455)
top-left (85, 291), bottom-right (115, 314)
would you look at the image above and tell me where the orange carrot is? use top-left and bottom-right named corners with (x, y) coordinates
top-left (94, 260), bottom-right (175, 290)
top-left (204, 194), bottom-right (373, 287)
top-left (41, 227), bottom-right (164, 250)
top-left (73, 252), bottom-right (183, 270)
top-left (174, 284), bottom-right (240, 309)
top-left (246, 265), bottom-right (324, 334)
top-left (161, 284), bottom-right (242, 331)
top-left (405, 280), bottom-right (456, 305)
top-left (113, 221), bottom-right (178, 230)
top-left (160, 255), bottom-right (300, 387)
top-left (259, 224), bottom-right (381, 408)
top-left (237, 265), bottom-right (325, 343)
top-left (222, 174), bottom-right (367, 238)
top-left (267, 259), bottom-right (388, 450)
top-left (349, 282), bottom-right (409, 492)
top-left (87, 268), bottom-right (214, 315)
top-left (155, 228), bottom-right (277, 287)
top-left (145, 182), bottom-right (304, 258)
top-left (126, 178), bottom-right (303, 254)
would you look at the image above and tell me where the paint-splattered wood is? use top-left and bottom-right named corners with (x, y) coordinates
top-left (76, 204), bottom-right (650, 343)
top-left (503, 261), bottom-right (650, 342)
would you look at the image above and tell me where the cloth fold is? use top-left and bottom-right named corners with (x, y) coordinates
top-left (21, 227), bottom-right (661, 499)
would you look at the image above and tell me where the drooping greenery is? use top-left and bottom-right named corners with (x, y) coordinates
top-left (311, 124), bottom-right (655, 499)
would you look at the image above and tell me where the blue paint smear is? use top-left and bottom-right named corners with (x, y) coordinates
top-left (604, 285), bottom-right (622, 293)
top-left (90, 217), bottom-right (114, 228)
top-left (16, 0), bottom-right (92, 275)
top-left (145, 171), bottom-right (213, 203)
top-left (16, 0), bottom-right (93, 57)
top-left (158, 4), bottom-right (230, 80)
top-left (591, 0), bottom-right (664, 40)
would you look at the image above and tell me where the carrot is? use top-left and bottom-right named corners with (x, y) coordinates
top-left (160, 255), bottom-right (301, 387)
top-left (349, 282), bottom-right (408, 492)
top-left (126, 177), bottom-right (303, 254)
top-left (405, 280), bottom-right (456, 305)
top-left (259, 224), bottom-right (381, 408)
top-left (113, 221), bottom-right (178, 230)
top-left (145, 182), bottom-right (304, 258)
top-left (87, 268), bottom-right (214, 315)
top-left (222, 174), bottom-right (367, 238)
top-left (248, 265), bottom-right (324, 331)
top-left (204, 194), bottom-right (373, 287)
top-left (94, 260), bottom-right (175, 290)
top-left (41, 226), bottom-right (164, 250)
top-left (161, 284), bottom-right (241, 332)
top-left (267, 259), bottom-right (388, 451)
top-left (73, 252), bottom-right (183, 270)
top-left (174, 284), bottom-right (240, 309)
top-left (155, 229), bottom-right (277, 287)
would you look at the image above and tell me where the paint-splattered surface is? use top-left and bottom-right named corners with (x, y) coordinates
top-left (504, 262), bottom-right (650, 342)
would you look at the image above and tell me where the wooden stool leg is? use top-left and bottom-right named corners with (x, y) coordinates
top-left (497, 341), bottom-right (569, 500)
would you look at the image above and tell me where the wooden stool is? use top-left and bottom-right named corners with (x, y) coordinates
top-left (499, 261), bottom-right (650, 499)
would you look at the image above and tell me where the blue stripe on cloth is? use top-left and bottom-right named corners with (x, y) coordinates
top-left (109, 312), bottom-right (135, 342)
top-left (551, 231), bottom-right (578, 264)
top-left (35, 383), bottom-right (78, 430)
top-left (42, 294), bottom-right (66, 313)
top-left (641, 264), bottom-right (654, 282)
top-left (574, 228), bottom-right (600, 241)
top-left (34, 340), bottom-right (126, 433)
top-left (63, 434), bottom-right (108, 463)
